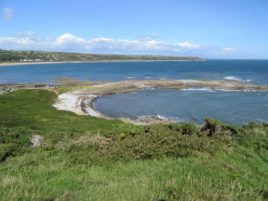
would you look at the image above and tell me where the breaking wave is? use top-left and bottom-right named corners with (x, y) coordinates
top-left (224, 76), bottom-right (251, 82)
top-left (181, 88), bottom-right (215, 92)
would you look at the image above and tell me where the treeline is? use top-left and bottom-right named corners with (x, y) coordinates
top-left (0, 49), bottom-right (201, 62)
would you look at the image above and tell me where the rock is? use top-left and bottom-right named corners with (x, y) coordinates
top-left (31, 135), bottom-right (43, 147)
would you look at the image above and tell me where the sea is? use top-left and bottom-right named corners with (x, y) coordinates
top-left (1, 60), bottom-right (268, 125)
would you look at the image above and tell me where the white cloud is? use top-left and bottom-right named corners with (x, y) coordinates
top-left (91, 37), bottom-right (115, 43)
top-left (177, 42), bottom-right (200, 49)
top-left (222, 47), bottom-right (235, 53)
top-left (3, 8), bottom-right (13, 20)
top-left (56, 33), bottom-right (86, 45)
top-left (0, 32), bottom-right (236, 57)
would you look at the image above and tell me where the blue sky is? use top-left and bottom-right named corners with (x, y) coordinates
top-left (0, 0), bottom-right (267, 59)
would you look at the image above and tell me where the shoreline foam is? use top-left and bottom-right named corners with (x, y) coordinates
top-left (223, 76), bottom-right (251, 82)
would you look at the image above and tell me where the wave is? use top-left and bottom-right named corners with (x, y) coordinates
top-left (216, 89), bottom-right (256, 92)
top-left (182, 87), bottom-right (254, 92)
top-left (216, 89), bottom-right (240, 92)
top-left (140, 87), bottom-right (156, 91)
top-left (127, 76), bottom-right (136, 79)
top-left (138, 114), bottom-right (185, 122)
top-left (137, 114), bottom-right (169, 121)
top-left (146, 87), bottom-right (156, 91)
top-left (156, 114), bottom-right (169, 120)
top-left (224, 76), bottom-right (251, 82)
top-left (181, 88), bottom-right (215, 92)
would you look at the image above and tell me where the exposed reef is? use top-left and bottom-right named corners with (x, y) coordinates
top-left (53, 79), bottom-right (268, 125)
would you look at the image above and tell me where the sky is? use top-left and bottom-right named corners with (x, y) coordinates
top-left (0, 0), bottom-right (268, 59)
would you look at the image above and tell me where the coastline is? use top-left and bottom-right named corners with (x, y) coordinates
top-left (52, 79), bottom-right (268, 125)
top-left (53, 92), bottom-right (172, 125)
top-left (0, 59), bottom-right (203, 67)
top-left (0, 61), bottom-right (68, 67)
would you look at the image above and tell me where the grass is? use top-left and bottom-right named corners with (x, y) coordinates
top-left (0, 89), bottom-right (267, 201)
top-left (0, 151), bottom-right (267, 201)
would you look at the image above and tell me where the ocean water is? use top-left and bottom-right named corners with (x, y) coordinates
top-left (94, 88), bottom-right (268, 125)
top-left (0, 60), bottom-right (268, 84)
top-left (1, 60), bottom-right (268, 124)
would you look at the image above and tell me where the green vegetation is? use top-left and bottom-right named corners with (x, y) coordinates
top-left (0, 90), bottom-right (267, 201)
top-left (0, 50), bottom-right (201, 63)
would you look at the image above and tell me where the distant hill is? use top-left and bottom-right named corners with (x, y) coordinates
top-left (0, 50), bottom-right (201, 63)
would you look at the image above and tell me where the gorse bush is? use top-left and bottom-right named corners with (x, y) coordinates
top-left (168, 122), bottom-right (199, 135)
top-left (201, 118), bottom-right (243, 136)
top-left (0, 127), bottom-right (33, 162)
top-left (65, 119), bottom-right (268, 166)
top-left (66, 122), bottom-right (237, 165)
top-left (0, 143), bottom-right (16, 162)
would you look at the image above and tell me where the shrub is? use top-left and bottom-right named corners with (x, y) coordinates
top-left (66, 121), bottom-right (233, 165)
top-left (0, 144), bottom-right (16, 162)
top-left (168, 123), bottom-right (199, 135)
top-left (201, 118), bottom-right (242, 136)
top-left (0, 127), bottom-right (32, 161)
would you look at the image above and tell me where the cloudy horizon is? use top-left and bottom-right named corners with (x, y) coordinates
top-left (1, 1), bottom-right (267, 59)
top-left (0, 32), bottom-right (237, 58)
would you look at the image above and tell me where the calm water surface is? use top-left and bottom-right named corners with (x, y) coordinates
top-left (0, 60), bottom-right (268, 84)
top-left (94, 88), bottom-right (268, 125)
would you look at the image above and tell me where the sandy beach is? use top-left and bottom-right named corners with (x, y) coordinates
top-left (0, 61), bottom-right (67, 67)
top-left (0, 59), bottom-right (202, 67)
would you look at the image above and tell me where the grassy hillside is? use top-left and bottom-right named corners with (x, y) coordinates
top-left (0, 90), bottom-right (267, 201)
top-left (0, 50), bottom-right (201, 63)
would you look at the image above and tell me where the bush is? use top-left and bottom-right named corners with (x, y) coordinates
top-left (0, 127), bottom-right (32, 145)
top-left (168, 123), bottom-right (199, 135)
top-left (201, 118), bottom-right (242, 136)
top-left (66, 122), bottom-right (233, 165)
top-left (0, 127), bottom-right (32, 161)
top-left (0, 143), bottom-right (16, 162)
